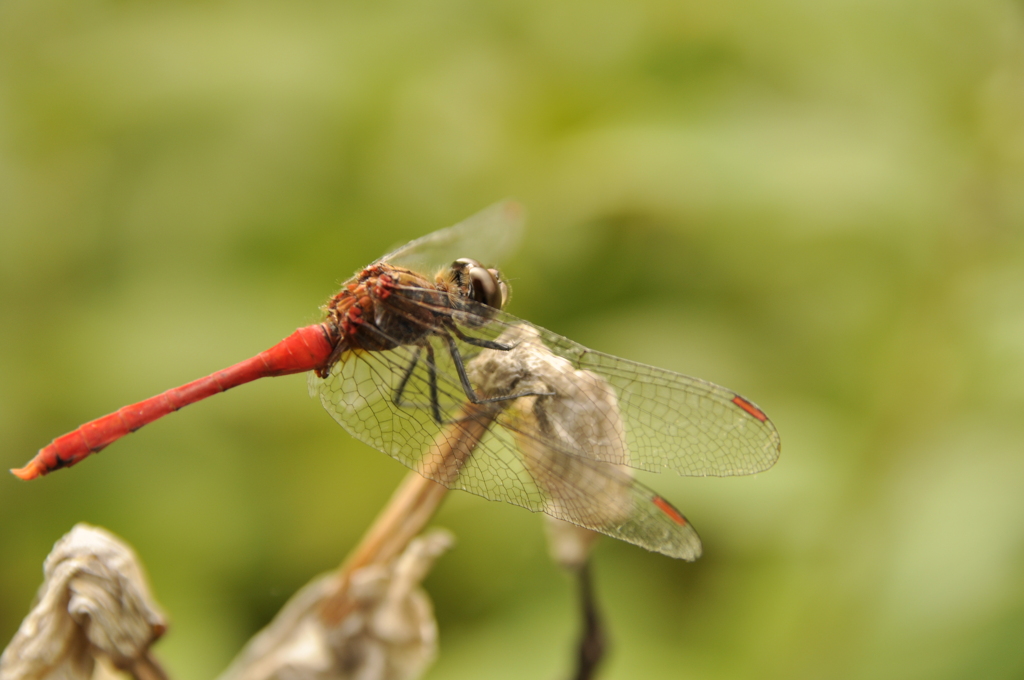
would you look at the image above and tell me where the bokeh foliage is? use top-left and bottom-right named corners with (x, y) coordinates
top-left (3, 0), bottom-right (1024, 678)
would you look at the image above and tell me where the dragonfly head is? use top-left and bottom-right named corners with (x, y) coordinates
top-left (449, 258), bottom-right (510, 310)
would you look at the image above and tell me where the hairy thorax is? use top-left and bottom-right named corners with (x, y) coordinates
top-left (320, 264), bottom-right (450, 367)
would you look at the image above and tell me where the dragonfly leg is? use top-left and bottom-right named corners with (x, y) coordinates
top-left (448, 324), bottom-right (514, 351)
top-left (442, 334), bottom-right (554, 405)
top-left (392, 346), bottom-right (422, 407)
top-left (391, 345), bottom-right (444, 424)
top-left (423, 343), bottom-right (443, 424)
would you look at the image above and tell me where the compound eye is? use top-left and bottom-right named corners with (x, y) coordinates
top-left (489, 268), bottom-right (509, 308)
top-left (467, 265), bottom-right (503, 308)
top-left (453, 258), bottom-right (506, 309)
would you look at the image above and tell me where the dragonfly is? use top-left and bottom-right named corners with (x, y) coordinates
top-left (12, 201), bottom-right (780, 560)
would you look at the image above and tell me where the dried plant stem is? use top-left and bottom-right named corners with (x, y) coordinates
top-left (126, 653), bottom-right (170, 680)
top-left (319, 404), bottom-right (494, 626)
top-left (571, 563), bottom-right (606, 680)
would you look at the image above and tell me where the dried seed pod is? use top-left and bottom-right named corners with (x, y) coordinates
top-left (0, 523), bottom-right (168, 680)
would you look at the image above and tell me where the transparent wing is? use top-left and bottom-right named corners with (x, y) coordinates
top-left (379, 200), bottom-right (526, 272)
top-left (496, 412), bottom-right (703, 560)
top-left (380, 299), bottom-right (782, 478)
top-left (558, 338), bottom-right (781, 477)
top-left (494, 313), bottom-right (780, 476)
top-left (310, 286), bottom-right (778, 559)
top-left (309, 301), bottom-right (702, 559)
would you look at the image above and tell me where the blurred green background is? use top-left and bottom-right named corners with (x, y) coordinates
top-left (3, 0), bottom-right (1024, 678)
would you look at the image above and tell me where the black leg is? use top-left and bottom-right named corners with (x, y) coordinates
top-left (390, 345), bottom-right (445, 425)
top-left (448, 323), bottom-right (515, 351)
top-left (392, 346), bottom-right (422, 408)
top-left (423, 344), bottom-right (443, 425)
top-left (442, 334), bottom-right (554, 405)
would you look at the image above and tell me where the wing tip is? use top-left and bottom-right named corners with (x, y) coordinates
top-left (652, 494), bottom-right (688, 526)
top-left (731, 394), bottom-right (768, 422)
top-left (497, 198), bottom-right (526, 222)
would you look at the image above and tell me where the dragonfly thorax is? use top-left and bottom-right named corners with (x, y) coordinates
top-left (319, 259), bottom-right (508, 372)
